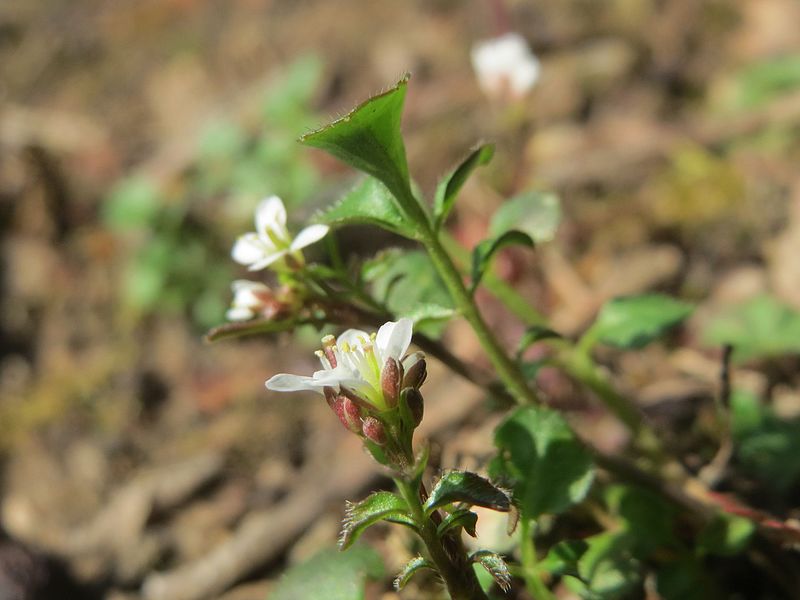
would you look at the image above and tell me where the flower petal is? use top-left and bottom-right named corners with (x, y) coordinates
top-left (336, 328), bottom-right (371, 348)
top-left (376, 318), bottom-right (413, 364)
top-left (255, 195), bottom-right (287, 234)
top-left (231, 233), bottom-right (266, 266)
top-left (226, 306), bottom-right (254, 321)
top-left (290, 224), bottom-right (329, 252)
top-left (247, 248), bottom-right (287, 271)
top-left (265, 373), bottom-right (321, 394)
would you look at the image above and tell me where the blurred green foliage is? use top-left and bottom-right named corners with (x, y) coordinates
top-left (103, 56), bottom-right (324, 328)
top-left (731, 54), bottom-right (800, 110)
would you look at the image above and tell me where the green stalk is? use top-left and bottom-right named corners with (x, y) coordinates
top-left (519, 519), bottom-right (555, 600)
top-left (422, 230), bottom-right (539, 405)
top-left (395, 478), bottom-right (489, 600)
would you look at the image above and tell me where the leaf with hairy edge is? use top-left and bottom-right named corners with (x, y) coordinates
top-left (340, 491), bottom-right (411, 550)
top-left (317, 176), bottom-right (418, 239)
top-left (470, 230), bottom-right (534, 294)
top-left (470, 551), bottom-right (512, 592)
top-left (300, 75), bottom-right (420, 220)
top-left (205, 316), bottom-right (313, 343)
top-left (424, 471), bottom-right (511, 516)
top-left (434, 143), bottom-right (495, 229)
top-left (494, 406), bottom-right (594, 519)
top-left (591, 294), bottom-right (693, 349)
top-left (394, 556), bottom-right (435, 590)
top-left (403, 303), bottom-right (457, 328)
top-left (437, 509), bottom-right (479, 538)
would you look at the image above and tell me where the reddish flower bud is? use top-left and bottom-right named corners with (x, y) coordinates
top-left (402, 352), bottom-right (427, 389)
top-left (362, 416), bottom-right (386, 445)
top-left (381, 357), bottom-right (401, 408)
top-left (323, 386), bottom-right (337, 409)
top-left (404, 388), bottom-right (424, 427)
top-left (333, 397), bottom-right (362, 434)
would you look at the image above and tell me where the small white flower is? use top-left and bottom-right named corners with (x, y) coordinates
top-left (266, 318), bottom-right (414, 410)
top-left (471, 32), bottom-right (540, 100)
top-left (226, 280), bottom-right (275, 321)
top-left (231, 195), bottom-right (329, 271)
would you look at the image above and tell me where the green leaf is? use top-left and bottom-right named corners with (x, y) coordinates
top-left (393, 556), bottom-right (435, 590)
top-left (697, 514), bottom-right (754, 557)
top-left (516, 326), bottom-right (562, 358)
top-left (539, 540), bottom-right (588, 578)
top-left (565, 532), bottom-right (641, 600)
top-left (604, 485), bottom-right (678, 555)
top-left (731, 389), bottom-right (800, 492)
top-left (403, 303), bottom-right (457, 329)
top-left (493, 406), bottom-right (594, 519)
top-left (590, 294), bottom-right (693, 349)
top-left (434, 143), bottom-right (495, 229)
top-left (340, 491), bottom-right (411, 550)
top-left (424, 471), bottom-right (511, 516)
top-left (363, 249), bottom-right (454, 337)
top-left (317, 176), bottom-right (419, 239)
top-left (490, 191), bottom-right (562, 243)
top-left (271, 545), bottom-right (384, 600)
top-left (655, 558), bottom-right (712, 600)
top-left (470, 230), bottom-right (534, 293)
top-left (300, 75), bottom-right (417, 217)
top-left (103, 176), bottom-right (161, 232)
top-left (730, 53), bottom-right (800, 110)
top-left (470, 550), bottom-right (512, 592)
top-left (436, 509), bottom-right (479, 538)
top-left (703, 294), bottom-right (800, 362)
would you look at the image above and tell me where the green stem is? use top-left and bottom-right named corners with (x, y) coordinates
top-left (520, 519), bottom-right (555, 600)
top-left (423, 231), bottom-right (539, 405)
top-left (395, 478), bottom-right (489, 600)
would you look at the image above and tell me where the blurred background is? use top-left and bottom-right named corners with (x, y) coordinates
top-left (2, 0), bottom-right (800, 598)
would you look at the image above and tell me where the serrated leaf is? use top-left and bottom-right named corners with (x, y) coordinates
top-left (393, 556), bottom-right (435, 590)
top-left (271, 545), bottom-right (384, 600)
top-left (591, 294), bottom-right (693, 349)
top-left (470, 550), bottom-right (512, 592)
top-left (340, 491), bottom-right (410, 550)
top-left (424, 471), bottom-right (511, 515)
top-left (300, 75), bottom-right (418, 219)
top-left (317, 176), bottom-right (418, 239)
top-left (437, 509), bottom-right (479, 538)
top-left (204, 316), bottom-right (311, 343)
top-left (434, 143), bottom-right (495, 229)
top-left (494, 406), bottom-right (594, 519)
top-left (703, 294), bottom-right (800, 362)
top-left (516, 326), bottom-right (562, 358)
top-left (470, 230), bottom-right (534, 293)
top-left (490, 191), bottom-right (561, 243)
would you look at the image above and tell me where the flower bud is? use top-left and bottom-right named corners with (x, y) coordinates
top-left (333, 397), bottom-right (362, 434)
top-left (402, 352), bottom-right (427, 390)
top-left (381, 357), bottom-right (401, 408)
top-left (362, 416), bottom-right (386, 445)
top-left (404, 387), bottom-right (424, 427)
top-left (323, 386), bottom-right (337, 409)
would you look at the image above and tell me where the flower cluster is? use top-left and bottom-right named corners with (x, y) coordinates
top-left (266, 319), bottom-right (427, 460)
top-left (227, 195), bottom-right (328, 321)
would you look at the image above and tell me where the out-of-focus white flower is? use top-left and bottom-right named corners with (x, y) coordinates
top-left (471, 32), bottom-right (540, 100)
top-left (231, 195), bottom-right (329, 271)
top-left (265, 318), bottom-right (414, 410)
top-left (226, 280), bottom-right (278, 321)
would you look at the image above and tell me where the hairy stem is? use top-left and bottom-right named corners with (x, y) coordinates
top-left (395, 478), bottom-right (488, 600)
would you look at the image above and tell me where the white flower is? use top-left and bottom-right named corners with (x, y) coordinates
top-left (471, 32), bottom-right (540, 100)
top-left (231, 195), bottom-right (329, 271)
top-left (226, 280), bottom-right (276, 321)
top-left (266, 318), bottom-right (414, 410)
